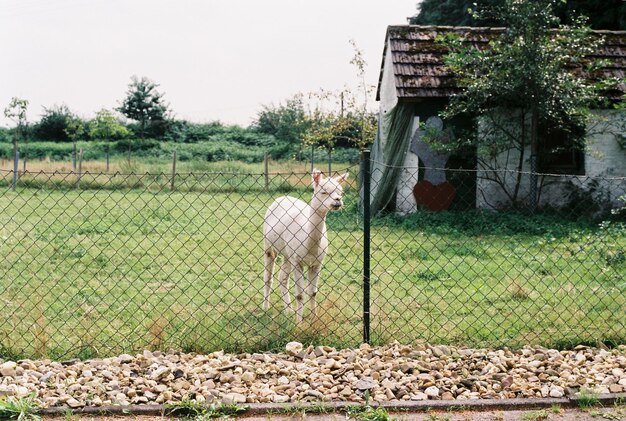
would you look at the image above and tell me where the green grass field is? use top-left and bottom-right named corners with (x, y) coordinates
top-left (0, 168), bottom-right (624, 359)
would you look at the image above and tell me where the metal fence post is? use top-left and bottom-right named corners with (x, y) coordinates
top-left (12, 151), bottom-right (19, 191)
top-left (362, 149), bottom-right (371, 344)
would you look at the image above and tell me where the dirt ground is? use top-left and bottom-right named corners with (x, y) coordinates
top-left (43, 405), bottom-right (626, 420)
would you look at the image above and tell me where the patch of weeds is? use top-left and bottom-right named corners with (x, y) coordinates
top-left (63, 408), bottom-right (77, 421)
top-left (521, 410), bottom-right (550, 421)
top-left (595, 411), bottom-right (622, 420)
top-left (550, 405), bottom-right (562, 414)
top-left (345, 404), bottom-right (397, 421)
top-left (426, 413), bottom-right (452, 421)
top-left (415, 269), bottom-right (445, 282)
top-left (0, 393), bottom-right (41, 420)
top-left (278, 403), bottom-right (333, 417)
top-left (509, 278), bottom-right (531, 301)
top-left (492, 412), bottom-right (505, 421)
top-left (164, 400), bottom-right (248, 419)
top-left (576, 389), bottom-right (601, 408)
top-left (605, 250), bottom-right (625, 266)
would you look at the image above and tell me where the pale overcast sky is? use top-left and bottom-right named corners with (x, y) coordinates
top-left (0, 0), bottom-right (416, 127)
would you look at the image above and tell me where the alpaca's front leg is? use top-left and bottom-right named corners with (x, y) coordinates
top-left (293, 262), bottom-right (306, 323)
top-left (308, 265), bottom-right (321, 317)
top-left (278, 260), bottom-right (293, 313)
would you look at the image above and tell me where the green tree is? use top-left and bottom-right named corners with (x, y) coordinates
top-left (410, 0), bottom-right (501, 26)
top-left (34, 104), bottom-right (73, 141)
top-left (437, 0), bottom-right (614, 208)
top-left (64, 115), bottom-right (85, 171)
top-left (410, 0), bottom-right (626, 30)
top-left (90, 108), bottom-right (128, 171)
top-left (3, 97), bottom-right (29, 162)
top-left (89, 108), bottom-right (129, 140)
top-left (117, 76), bottom-right (169, 159)
top-left (253, 94), bottom-right (311, 146)
top-left (303, 40), bottom-right (377, 169)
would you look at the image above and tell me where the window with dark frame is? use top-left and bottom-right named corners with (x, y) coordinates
top-left (538, 126), bottom-right (585, 175)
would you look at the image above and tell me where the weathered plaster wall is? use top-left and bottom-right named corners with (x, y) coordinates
top-left (396, 117), bottom-right (421, 213)
top-left (476, 110), bottom-right (626, 210)
top-left (379, 42), bottom-right (399, 118)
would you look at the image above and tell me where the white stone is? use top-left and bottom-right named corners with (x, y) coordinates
top-left (411, 392), bottom-right (429, 401)
top-left (549, 386), bottom-right (564, 398)
top-left (222, 392), bottom-right (246, 404)
top-left (272, 394), bottom-right (290, 403)
top-left (424, 386), bottom-right (440, 398)
top-left (285, 342), bottom-right (303, 355)
top-left (0, 361), bottom-right (17, 377)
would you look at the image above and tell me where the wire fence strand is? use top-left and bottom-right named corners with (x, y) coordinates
top-left (0, 160), bottom-right (624, 359)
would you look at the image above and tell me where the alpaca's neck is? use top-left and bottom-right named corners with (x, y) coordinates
top-left (306, 206), bottom-right (328, 254)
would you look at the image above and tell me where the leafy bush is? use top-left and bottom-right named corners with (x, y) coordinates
top-left (376, 208), bottom-right (599, 237)
top-left (32, 104), bottom-right (75, 141)
top-left (0, 127), bottom-right (10, 143)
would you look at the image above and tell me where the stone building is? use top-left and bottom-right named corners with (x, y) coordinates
top-left (373, 25), bottom-right (626, 213)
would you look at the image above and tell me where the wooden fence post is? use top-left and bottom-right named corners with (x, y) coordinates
top-left (171, 149), bottom-right (177, 191)
top-left (12, 151), bottom-right (19, 191)
top-left (77, 148), bottom-right (84, 188)
top-left (264, 152), bottom-right (269, 190)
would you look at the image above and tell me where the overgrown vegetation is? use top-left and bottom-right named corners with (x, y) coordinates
top-left (433, 0), bottom-right (622, 209)
top-left (0, 394), bottom-right (41, 421)
top-left (164, 400), bottom-right (248, 419)
top-left (409, 0), bottom-right (626, 30)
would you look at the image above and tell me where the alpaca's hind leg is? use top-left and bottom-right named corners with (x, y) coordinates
top-left (263, 249), bottom-right (276, 311)
top-left (307, 265), bottom-right (321, 317)
top-left (293, 262), bottom-right (305, 323)
top-left (278, 259), bottom-right (293, 313)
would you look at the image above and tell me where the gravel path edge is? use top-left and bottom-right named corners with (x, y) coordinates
top-left (38, 393), bottom-right (626, 417)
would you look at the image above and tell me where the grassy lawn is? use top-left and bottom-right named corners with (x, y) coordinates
top-left (0, 168), bottom-right (624, 359)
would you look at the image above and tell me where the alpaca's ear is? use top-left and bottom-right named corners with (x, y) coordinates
top-left (335, 172), bottom-right (349, 183)
top-left (312, 168), bottom-right (322, 186)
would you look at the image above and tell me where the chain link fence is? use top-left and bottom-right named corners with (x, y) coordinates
top-left (0, 158), bottom-right (624, 360)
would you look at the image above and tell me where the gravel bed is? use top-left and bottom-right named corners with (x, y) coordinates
top-left (0, 342), bottom-right (625, 410)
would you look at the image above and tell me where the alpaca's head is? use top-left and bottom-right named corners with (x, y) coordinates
top-left (311, 169), bottom-right (349, 212)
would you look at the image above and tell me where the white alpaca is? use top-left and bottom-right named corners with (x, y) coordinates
top-left (263, 169), bottom-right (349, 322)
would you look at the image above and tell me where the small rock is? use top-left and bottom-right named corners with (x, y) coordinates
top-left (441, 391), bottom-right (454, 400)
top-left (549, 386), bottom-right (565, 398)
top-left (356, 378), bottom-right (378, 391)
top-left (0, 361), bottom-right (17, 377)
top-left (501, 375), bottom-right (514, 389)
top-left (272, 394), bottom-right (290, 403)
top-left (118, 354), bottom-right (134, 364)
top-left (425, 386), bottom-right (440, 398)
top-left (411, 392), bottom-right (429, 400)
top-left (222, 392), bottom-right (246, 404)
top-left (151, 367), bottom-right (171, 381)
top-left (286, 341), bottom-right (303, 356)
top-left (66, 398), bottom-right (83, 408)
top-left (241, 371), bottom-right (256, 382)
top-left (609, 384), bottom-right (623, 393)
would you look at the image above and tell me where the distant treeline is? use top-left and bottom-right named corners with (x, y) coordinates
top-left (0, 136), bottom-right (360, 164)
top-left (0, 100), bottom-right (365, 163)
